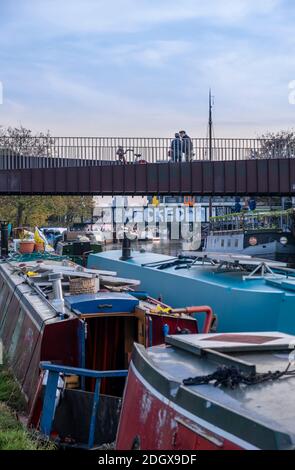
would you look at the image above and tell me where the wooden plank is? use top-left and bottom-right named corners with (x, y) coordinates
top-left (290, 159), bottom-right (295, 194)
top-left (66, 167), bottom-right (79, 193)
top-left (157, 163), bottom-right (169, 193)
top-left (90, 166), bottom-right (101, 194)
top-left (279, 159), bottom-right (290, 194)
top-left (181, 162), bottom-right (192, 194)
top-left (257, 160), bottom-right (268, 193)
top-left (203, 162), bottom-right (214, 194)
top-left (268, 159), bottom-right (279, 193)
top-left (31, 169), bottom-right (44, 193)
top-left (191, 162), bottom-right (203, 193)
top-left (55, 168), bottom-right (67, 193)
top-left (101, 165), bottom-right (113, 194)
top-left (43, 168), bottom-right (56, 193)
top-left (78, 167), bottom-right (91, 193)
top-left (246, 160), bottom-right (257, 193)
top-left (0, 172), bottom-right (9, 193)
top-left (224, 161), bottom-right (236, 194)
top-left (213, 162), bottom-right (225, 194)
top-left (147, 163), bottom-right (158, 194)
top-left (124, 164), bottom-right (136, 194)
top-left (113, 165), bottom-right (124, 194)
top-left (169, 163), bottom-right (181, 194)
top-left (135, 164), bottom-right (147, 194)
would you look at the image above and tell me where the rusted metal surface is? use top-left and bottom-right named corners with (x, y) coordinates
top-left (0, 159), bottom-right (295, 195)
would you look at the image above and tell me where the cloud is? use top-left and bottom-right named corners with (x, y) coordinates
top-left (102, 40), bottom-right (193, 68)
top-left (0, 0), bottom-right (294, 137)
top-left (6, 0), bottom-right (280, 36)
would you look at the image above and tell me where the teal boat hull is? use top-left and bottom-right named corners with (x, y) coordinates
top-left (88, 251), bottom-right (295, 334)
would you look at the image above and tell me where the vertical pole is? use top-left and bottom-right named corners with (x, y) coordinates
top-left (208, 89), bottom-right (213, 218)
top-left (0, 221), bottom-right (9, 258)
top-left (149, 316), bottom-right (153, 347)
top-left (79, 320), bottom-right (86, 390)
top-left (88, 378), bottom-right (101, 449)
top-left (40, 371), bottom-right (60, 437)
top-left (120, 200), bottom-right (132, 260)
top-left (209, 89), bottom-right (213, 163)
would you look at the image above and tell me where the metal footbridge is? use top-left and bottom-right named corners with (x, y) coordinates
top-left (1, 136), bottom-right (295, 195)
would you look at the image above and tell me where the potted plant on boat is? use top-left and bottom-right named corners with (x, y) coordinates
top-left (19, 231), bottom-right (35, 254)
top-left (34, 241), bottom-right (44, 252)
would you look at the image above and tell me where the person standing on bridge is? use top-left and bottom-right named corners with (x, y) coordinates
top-left (170, 133), bottom-right (182, 162)
top-left (179, 130), bottom-right (193, 162)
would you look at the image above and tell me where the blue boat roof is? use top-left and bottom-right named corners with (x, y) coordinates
top-left (88, 250), bottom-right (295, 335)
top-left (65, 292), bottom-right (139, 315)
top-left (93, 250), bottom-right (292, 294)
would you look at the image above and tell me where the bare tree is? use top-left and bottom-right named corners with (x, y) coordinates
top-left (0, 126), bottom-right (56, 159)
top-left (252, 130), bottom-right (295, 159)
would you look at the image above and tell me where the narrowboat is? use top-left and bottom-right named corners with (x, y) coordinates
top-left (205, 209), bottom-right (295, 261)
top-left (117, 331), bottom-right (295, 450)
top-left (88, 250), bottom-right (295, 334)
top-left (0, 254), bottom-right (208, 448)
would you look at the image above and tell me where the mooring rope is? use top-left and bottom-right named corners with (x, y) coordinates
top-left (183, 363), bottom-right (295, 389)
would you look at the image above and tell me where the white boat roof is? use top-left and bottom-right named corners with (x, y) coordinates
top-left (166, 331), bottom-right (295, 353)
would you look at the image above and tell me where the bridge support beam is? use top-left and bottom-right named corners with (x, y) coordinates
top-left (0, 159), bottom-right (294, 196)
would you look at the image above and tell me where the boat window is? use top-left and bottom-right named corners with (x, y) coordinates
top-left (221, 239), bottom-right (225, 247)
top-left (227, 239), bottom-right (231, 247)
top-left (235, 239), bottom-right (239, 247)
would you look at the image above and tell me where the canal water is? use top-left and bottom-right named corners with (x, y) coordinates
top-left (103, 239), bottom-right (184, 257)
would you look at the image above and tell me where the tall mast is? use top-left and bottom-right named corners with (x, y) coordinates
top-left (209, 89), bottom-right (213, 162)
top-left (208, 89), bottom-right (213, 218)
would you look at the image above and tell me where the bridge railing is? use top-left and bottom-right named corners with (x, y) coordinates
top-left (1, 137), bottom-right (295, 169)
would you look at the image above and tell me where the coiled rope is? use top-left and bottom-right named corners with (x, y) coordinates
top-left (183, 363), bottom-right (295, 389)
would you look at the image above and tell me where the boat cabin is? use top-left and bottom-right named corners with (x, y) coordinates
top-left (117, 331), bottom-right (295, 450)
top-left (0, 256), bottom-right (205, 448)
top-left (205, 209), bottom-right (295, 259)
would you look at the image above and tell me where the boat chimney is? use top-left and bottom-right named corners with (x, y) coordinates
top-left (120, 233), bottom-right (132, 261)
top-left (0, 221), bottom-right (9, 258)
top-left (49, 272), bottom-right (65, 317)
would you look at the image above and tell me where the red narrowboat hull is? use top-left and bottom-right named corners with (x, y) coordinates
top-left (0, 263), bottom-right (80, 412)
top-left (116, 361), bottom-right (244, 450)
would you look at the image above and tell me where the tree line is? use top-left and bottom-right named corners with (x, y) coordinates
top-left (0, 126), bottom-right (94, 227)
top-left (0, 195), bottom-right (94, 228)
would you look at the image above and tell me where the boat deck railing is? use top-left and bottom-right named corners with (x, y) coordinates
top-left (209, 209), bottom-right (293, 234)
top-left (210, 228), bottom-right (286, 235)
top-left (39, 362), bottom-right (128, 449)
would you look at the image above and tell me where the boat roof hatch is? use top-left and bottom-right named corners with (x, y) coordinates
top-left (166, 332), bottom-right (295, 373)
top-left (65, 292), bottom-right (139, 317)
top-left (166, 332), bottom-right (295, 354)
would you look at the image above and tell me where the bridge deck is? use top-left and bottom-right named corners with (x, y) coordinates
top-left (0, 159), bottom-right (294, 195)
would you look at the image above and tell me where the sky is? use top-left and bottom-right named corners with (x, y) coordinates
top-left (0, 0), bottom-right (294, 137)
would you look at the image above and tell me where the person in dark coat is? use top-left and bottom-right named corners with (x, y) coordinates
top-left (248, 197), bottom-right (256, 211)
top-left (234, 196), bottom-right (242, 213)
top-left (170, 133), bottom-right (182, 162)
top-left (179, 130), bottom-right (193, 162)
